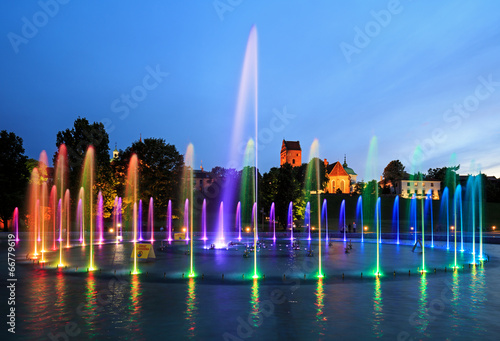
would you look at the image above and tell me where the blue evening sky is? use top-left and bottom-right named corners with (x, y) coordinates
top-left (1, 1), bottom-right (499, 178)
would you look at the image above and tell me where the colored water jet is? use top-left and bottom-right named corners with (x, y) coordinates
top-left (13, 207), bottom-right (19, 243)
top-left (356, 196), bottom-right (364, 243)
top-left (322, 199), bottom-right (328, 244)
top-left (148, 197), bottom-right (154, 243)
top-left (81, 146), bottom-right (95, 271)
top-left (270, 202), bottom-right (275, 242)
top-left (138, 199), bottom-right (143, 241)
top-left (288, 202), bottom-right (293, 243)
top-left (167, 200), bottom-right (172, 242)
top-left (97, 191), bottom-right (104, 244)
top-left (202, 199), bottom-right (207, 241)
top-left (236, 201), bottom-right (242, 241)
top-left (340, 200), bottom-right (346, 242)
top-left (392, 196), bottom-right (399, 244)
top-left (305, 202), bottom-right (311, 241)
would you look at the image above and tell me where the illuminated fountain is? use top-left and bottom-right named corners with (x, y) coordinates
top-left (81, 146), bottom-right (95, 271)
top-left (393, 196), bottom-right (399, 244)
top-left (340, 199), bottom-right (346, 242)
top-left (166, 200), bottom-right (172, 242)
top-left (236, 201), bottom-right (242, 241)
top-left (148, 197), bottom-right (154, 243)
top-left (305, 202), bottom-right (311, 241)
top-left (270, 202), bottom-right (275, 242)
top-left (322, 199), bottom-right (328, 244)
top-left (126, 154), bottom-right (139, 274)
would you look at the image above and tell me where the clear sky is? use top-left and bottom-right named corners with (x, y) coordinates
top-left (1, 1), bottom-right (499, 179)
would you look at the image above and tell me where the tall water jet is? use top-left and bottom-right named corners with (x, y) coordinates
top-left (54, 143), bottom-right (68, 249)
top-left (50, 185), bottom-right (57, 250)
top-left (410, 194), bottom-right (417, 244)
top-left (223, 26), bottom-right (259, 279)
top-left (167, 200), bottom-right (172, 242)
top-left (97, 191), bottom-right (104, 244)
top-left (425, 191), bottom-right (434, 248)
top-left (453, 184), bottom-right (463, 268)
top-left (375, 197), bottom-right (381, 275)
top-left (465, 176), bottom-right (477, 260)
top-left (28, 167), bottom-right (41, 256)
top-left (252, 202), bottom-right (258, 279)
top-left (202, 199), bottom-right (207, 241)
top-left (218, 202), bottom-right (225, 247)
top-left (392, 196), bottom-right (400, 244)
top-left (148, 197), bottom-right (154, 243)
top-left (184, 199), bottom-right (190, 242)
top-left (304, 139), bottom-right (322, 277)
top-left (40, 182), bottom-right (48, 263)
top-left (183, 144), bottom-right (195, 277)
top-left (441, 187), bottom-right (450, 249)
top-left (476, 175), bottom-right (484, 260)
top-left (64, 189), bottom-right (70, 248)
top-left (305, 202), bottom-right (311, 241)
top-left (362, 136), bottom-right (378, 246)
top-left (125, 154), bottom-right (139, 274)
top-left (340, 200), bottom-right (346, 242)
top-left (113, 196), bottom-right (119, 243)
top-left (236, 201), bottom-right (241, 241)
top-left (81, 146), bottom-right (95, 271)
top-left (57, 199), bottom-right (64, 266)
top-left (270, 202), bottom-right (276, 242)
top-left (288, 202), bottom-right (293, 243)
top-left (138, 199), bottom-right (143, 241)
top-left (77, 193), bottom-right (84, 245)
top-left (356, 196), bottom-right (364, 243)
top-left (322, 199), bottom-right (328, 244)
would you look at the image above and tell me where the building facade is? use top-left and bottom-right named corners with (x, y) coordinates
top-left (280, 140), bottom-right (302, 167)
top-left (395, 180), bottom-right (441, 200)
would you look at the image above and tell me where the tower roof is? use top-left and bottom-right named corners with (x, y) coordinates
top-left (282, 140), bottom-right (301, 151)
top-left (327, 161), bottom-right (349, 177)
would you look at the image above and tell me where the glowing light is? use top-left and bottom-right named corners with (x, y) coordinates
top-left (410, 227), bottom-right (414, 231)
top-left (451, 226), bottom-right (455, 230)
top-left (110, 228), bottom-right (114, 233)
top-left (364, 226), bottom-right (368, 231)
top-left (188, 272), bottom-right (196, 278)
top-left (246, 227), bottom-right (251, 232)
top-left (493, 226), bottom-right (496, 230)
top-left (312, 227), bottom-right (316, 230)
top-left (182, 227), bottom-right (187, 233)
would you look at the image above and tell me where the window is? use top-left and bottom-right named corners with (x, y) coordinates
top-left (407, 190), bottom-right (410, 194)
top-left (292, 159), bottom-right (295, 164)
top-left (431, 183), bottom-right (434, 187)
top-left (407, 182), bottom-right (410, 186)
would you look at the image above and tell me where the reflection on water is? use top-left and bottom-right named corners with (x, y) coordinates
top-left (470, 265), bottom-right (486, 337)
top-left (372, 277), bottom-right (384, 338)
top-left (25, 269), bottom-right (51, 338)
top-left (185, 277), bottom-right (198, 339)
top-left (129, 274), bottom-right (142, 333)
top-left (450, 268), bottom-right (460, 333)
top-left (416, 273), bottom-right (429, 336)
top-left (315, 278), bottom-right (326, 337)
top-left (83, 272), bottom-right (97, 335)
top-left (250, 278), bottom-right (260, 327)
top-left (54, 270), bottom-right (68, 322)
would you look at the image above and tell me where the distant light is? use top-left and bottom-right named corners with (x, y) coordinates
top-left (182, 227), bottom-right (186, 232)
top-left (451, 226), bottom-right (455, 230)
top-left (246, 227), bottom-right (251, 232)
top-left (493, 226), bottom-right (496, 230)
top-left (410, 227), bottom-right (414, 231)
top-left (312, 227), bottom-right (316, 230)
top-left (364, 226), bottom-right (368, 231)
top-left (117, 223), bottom-right (122, 227)
top-left (109, 228), bottom-right (114, 233)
